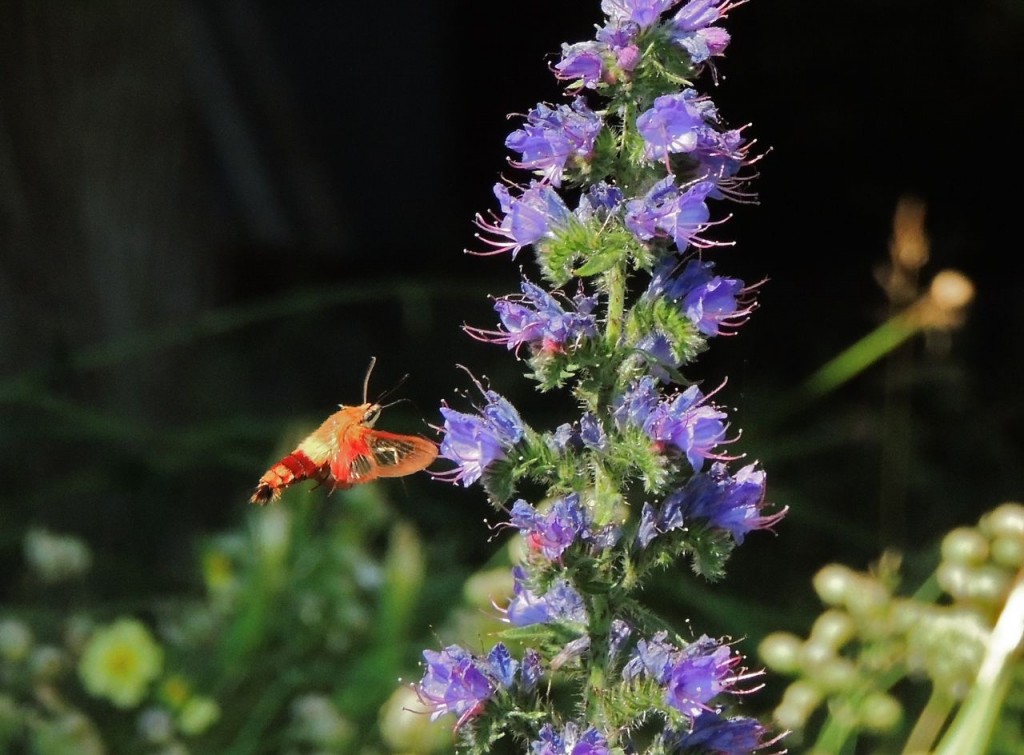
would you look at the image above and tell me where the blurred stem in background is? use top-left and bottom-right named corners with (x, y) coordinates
top-left (765, 197), bottom-right (975, 549)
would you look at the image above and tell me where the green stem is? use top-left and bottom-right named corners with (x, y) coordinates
top-left (902, 687), bottom-right (955, 755)
top-left (762, 312), bottom-right (921, 428)
top-left (801, 313), bottom-right (917, 400)
top-left (812, 702), bottom-right (858, 754)
top-left (604, 261), bottom-right (627, 349)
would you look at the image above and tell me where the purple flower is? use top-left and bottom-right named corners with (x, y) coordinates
top-left (505, 567), bottom-right (587, 626)
top-left (555, 41), bottom-right (606, 88)
top-left (645, 258), bottom-right (756, 337)
top-left (597, 22), bottom-right (642, 75)
top-left (670, 1), bottom-right (744, 63)
top-left (579, 413), bottom-right (608, 451)
top-left (416, 644), bottom-right (511, 728)
top-left (624, 634), bottom-right (759, 720)
top-left (510, 493), bottom-right (590, 561)
top-left (636, 331), bottom-right (677, 382)
top-left (674, 26), bottom-right (732, 64)
top-left (636, 91), bottom-right (706, 162)
top-left (646, 385), bottom-right (730, 471)
top-left (672, 0), bottom-right (742, 31)
top-left (624, 177), bottom-right (718, 252)
top-left (548, 422), bottom-right (582, 453)
top-left (575, 182), bottom-right (625, 223)
top-left (466, 278), bottom-right (598, 356)
top-left (532, 722), bottom-right (609, 755)
top-left (506, 100), bottom-right (604, 187)
top-left (682, 462), bottom-right (786, 543)
top-left (554, 24), bottom-right (640, 89)
top-left (665, 640), bottom-right (740, 717)
top-left (521, 648), bottom-right (543, 693)
top-left (639, 462), bottom-right (784, 546)
top-left (474, 181), bottom-right (573, 258)
top-left (623, 631), bottom-right (677, 682)
top-left (692, 126), bottom-right (759, 201)
top-left (615, 380), bottom-right (729, 472)
top-left (438, 388), bottom-right (525, 487)
top-left (612, 375), bottom-right (661, 430)
top-left (602, 0), bottom-right (680, 29)
top-left (667, 711), bottom-right (776, 753)
top-left (486, 642), bottom-right (520, 687)
top-left (637, 502), bottom-right (661, 548)
top-left (608, 619), bottom-right (633, 665)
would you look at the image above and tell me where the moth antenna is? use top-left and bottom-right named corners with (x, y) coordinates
top-left (376, 373), bottom-right (410, 405)
top-left (362, 356), bottom-right (378, 404)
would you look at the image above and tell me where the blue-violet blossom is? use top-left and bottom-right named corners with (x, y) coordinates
top-left (439, 388), bottom-right (526, 486)
top-left (506, 100), bottom-right (604, 187)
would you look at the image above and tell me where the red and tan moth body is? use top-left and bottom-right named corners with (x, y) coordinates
top-left (250, 360), bottom-right (438, 505)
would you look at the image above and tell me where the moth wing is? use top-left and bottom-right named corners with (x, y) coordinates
top-left (327, 440), bottom-right (374, 489)
top-left (326, 431), bottom-right (437, 488)
top-left (364, 431), bottom-right (439, 479)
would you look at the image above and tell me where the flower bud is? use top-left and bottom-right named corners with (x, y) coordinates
top-left (936, 561), bottom-right (970, 600)
top-left (980, 502), bottom-right (1024, 540)
top-left (814, 656), bottom-right (858, 693)
top-left (858, 691), bottom-right (902, 732)
top-left (964, 564), bottom-right (1011, 606)
top-left (798, 639), bottom-right (835, 674)
top-left (758, 631), bottom-right (803, 674)
top-left (812, 564), bottom-right (857, 606)
top-left (773, 680), bottom-right (822, 729)
top-left (940, 527), bottom-right (989, 565)
top-left (809, 610), bottom-right (856, 651)
top-left (990, 535), bottom-right (1024, 569)
top-left (843, 577), bottom-right (889, 619)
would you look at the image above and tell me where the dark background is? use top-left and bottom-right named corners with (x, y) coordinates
top-left (2, 0), bottom-right (1023, 637)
